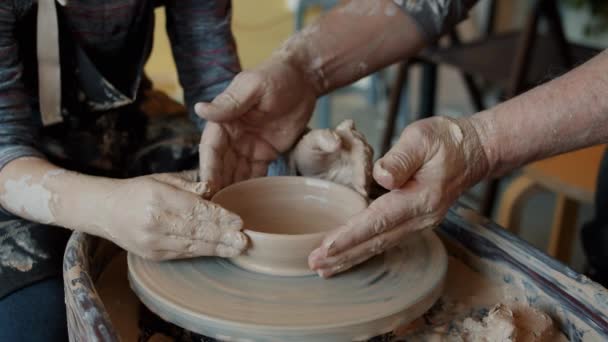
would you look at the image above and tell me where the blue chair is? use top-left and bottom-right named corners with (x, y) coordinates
top-left (294, 0), bottom-right (386, 128)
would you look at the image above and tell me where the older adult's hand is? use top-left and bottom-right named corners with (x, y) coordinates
top-left (308, 116), bottom-right (491, 277)
top-left (195, 56), bottom-right (318, 195)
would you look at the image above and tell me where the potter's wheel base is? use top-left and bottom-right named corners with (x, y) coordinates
top-left (128, 230), bottom-right (447, 342)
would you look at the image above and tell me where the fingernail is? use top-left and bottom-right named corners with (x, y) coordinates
top-left (220, 211), bottom-right (244, 230)
top-left (194, 103), bottom-right (204, 115)
top-left (308, 248), bottom-right (325, 267)
top-left (374, 161), bottom-right (392, 178)
top-left (215, 244), bottom-right (240, 257)
top-left (317, 269), bottom-right (329, 278)
top-left (322, 238), bottom-right (339, 256)
top-left (221, 231), bottom-right (248, 249)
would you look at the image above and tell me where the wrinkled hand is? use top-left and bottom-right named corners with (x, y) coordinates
top-left (291, 120), bottom-right (373, 196)
top-left (104, 170), bottom-right (247, 260)
top-left (308, 116), bottom-right (490, 277)
top-left (196, 56), bottom-right (318, 195)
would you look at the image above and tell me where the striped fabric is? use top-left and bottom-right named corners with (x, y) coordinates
top-left (0, 0), bottom-right (241, 171)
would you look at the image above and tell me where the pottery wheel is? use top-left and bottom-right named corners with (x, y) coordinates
top-left (128, 230), bottom-right (447, 341)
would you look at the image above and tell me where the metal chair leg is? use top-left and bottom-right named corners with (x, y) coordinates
top-left (381, 62), bottom-right (409, 155)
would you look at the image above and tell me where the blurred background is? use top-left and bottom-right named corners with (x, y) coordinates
top-left (144, 0), bottom-right (607, 273)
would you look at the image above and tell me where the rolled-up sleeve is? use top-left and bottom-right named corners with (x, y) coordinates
top-left (165, 0), bottom-right (241, 128)
top-left (395, 0), bottom-right (479, 42)
top-left (0, 3), bottom-right (44, 171)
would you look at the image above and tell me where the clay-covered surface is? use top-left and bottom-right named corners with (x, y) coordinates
top-left (64, 201), bottom-right (608, 341)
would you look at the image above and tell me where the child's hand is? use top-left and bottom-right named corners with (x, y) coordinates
top-left (291, 120), bottom-right (372, 196)
top-left (103, 171), bottom-right (247, 260)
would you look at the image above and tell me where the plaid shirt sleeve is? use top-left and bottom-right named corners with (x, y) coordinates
top-left (0, 3), bottom-right (44, 171)
top-left (165, 0), bottom-right (241, 128)
top-left (396, 0), bottom-right (479, 42)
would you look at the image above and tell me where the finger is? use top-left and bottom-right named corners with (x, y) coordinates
top-left (314, 186), bottom-right (424, 257)
top-left (150, 173), bottom-right (209, 197)
top-left (199, 122), bottom-right (229, 194)
top-left (251, 160), bottom-right (270, 178)
top-left (312, 225), bottom-right (419, 278)
top-left (194, 73), bottom-right (261, 122)
top-left (177, 170), bottom-right (199, 182)
top-left (162, 191), bottom-right (244, 233)
top-left (373, 128), bottom-right (426, 190)
top-left (233, 156), bottom-right (251, 183)
top-left (222, 148), bottom-right (238, 190)
top-left (309, 220), bottom-right (416, 272)
top-left (158, 236), bottom-right (247, 258)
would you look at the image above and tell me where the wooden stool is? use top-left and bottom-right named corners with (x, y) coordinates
top-left (497, 144), bottom-right (606, 263)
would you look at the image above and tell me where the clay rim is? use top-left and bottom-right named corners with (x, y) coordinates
top-left (127, 229), bottom-right (448, 332)
top-left (211, 176), bottom-right (369, 239)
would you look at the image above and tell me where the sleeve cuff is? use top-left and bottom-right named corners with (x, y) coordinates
top-left (185, 80), bottom-right (234, 131)
top-left (0, 146), bottom-right (45, 172)
top-left (396, 0), bottom-right (477, 42)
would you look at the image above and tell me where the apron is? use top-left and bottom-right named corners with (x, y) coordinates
top-left (1, 0), bottom-right (200, 299)
top-left (37, 0), bottom-right (154, 125)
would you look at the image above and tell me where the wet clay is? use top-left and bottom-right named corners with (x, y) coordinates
top-left (211, 176), bottom-right (368, 276)
top-left (292, 120), bottom-right (373, 197)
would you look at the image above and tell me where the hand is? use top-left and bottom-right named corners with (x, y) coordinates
top-left (291, 120), bottom-right (373, 196)
top-left (308, 116), bottom-right (490, 277)
top-left (195, 55), bottom-right (318, 194)
top-left (102, 170), bottom-right (247, 260)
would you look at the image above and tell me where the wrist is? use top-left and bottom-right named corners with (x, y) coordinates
top-left (466, 112), bottom-right (501, 179)
top-left (273, 37), bottom-right (327, 97)
top-left (50, 172), bottom-right (119, 238)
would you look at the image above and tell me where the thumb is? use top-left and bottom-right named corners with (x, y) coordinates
top-left (150, 173), bottom-right (211, 197)
top-left (194, 73), bottom-right (260, 122)
top-left (314, 130), bottom-right (342, 154)
top-left (373, 130), bottom-right (425, 190)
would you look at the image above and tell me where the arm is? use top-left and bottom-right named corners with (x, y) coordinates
top-left (309, 49), bottom-right (608, 277)
top-left (0, 158), bottom-right (247, 259)
top-left (165, 0), bottom-right (241, 128)
top-left (0, 4), bottom-right (246, 260)
top-left (194, 0), bottom-right (478, 191)
top-left (278, 0), bottom-right (478, 95)
top-left (472, 50), bottom-right (608, 177)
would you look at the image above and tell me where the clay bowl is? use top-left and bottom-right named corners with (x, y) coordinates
top-left (211, 176), bottom-right (368, 276)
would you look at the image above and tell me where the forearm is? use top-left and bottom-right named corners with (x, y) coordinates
top-left (0, 157), bottom-right (117, 237)
top-left (470, 50), bottom-right (608, 177)
top-left (277, 0), bottom-right (425, 95)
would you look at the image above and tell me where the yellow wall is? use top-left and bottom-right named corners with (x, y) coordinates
top-left (144, 1), bottom-right (302, 99)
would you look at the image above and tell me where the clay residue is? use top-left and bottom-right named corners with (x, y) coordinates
top-left (0, 245), bottom-right (34, 272)
top-left (396, 257), bottom-right (568, 342)
top-left (460, 303), bottom-right (564, 342)
top-left (0, 225), bottom-right (50, 273)
top-left (1, 176), bottom-right (55, 224)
